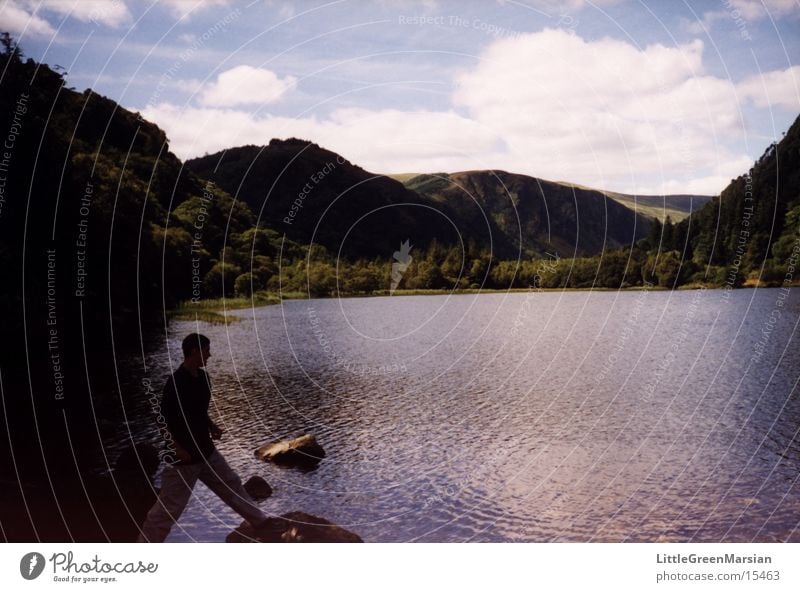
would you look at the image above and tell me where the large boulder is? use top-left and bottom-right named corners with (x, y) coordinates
top-left (227, 512), bottom-right (363, 543)
top-left (243, 476), bottom-right (272, 501)
top-left (254, 434), bottom-right (326, 468)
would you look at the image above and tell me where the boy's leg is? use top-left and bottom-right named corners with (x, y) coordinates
top-left (199, 450), bottom-right (268, 527)
top-left (137, 463), bottom-right (200, 542)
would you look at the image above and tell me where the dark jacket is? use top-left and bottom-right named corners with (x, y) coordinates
top-left (162, 365), bottom-right (215, 463)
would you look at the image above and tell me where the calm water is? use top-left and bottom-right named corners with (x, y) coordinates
top-left (117, 288), bottom-right (800, 542)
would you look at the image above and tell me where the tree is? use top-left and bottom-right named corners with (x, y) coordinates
top-left (306, 261), bottom-right (337, 296)
top-left (441, 247), bottom-right (463, 279)
top-left (643, 216), bottom-right (662, 251)
top-left (596, 250), bottom-right (629, 287)
top-left (468, 257), bottom-right (489, 284)
top-left (204, 262), bottom-right (242, 297)
top-left (234, 272), bottom-right (256, 297)
top-left (1, 32), bottom-right (22, 64)
top-left (661, 216), bottom-right (675, 251)
top-left (654, 251), bottom-right (681, 288)
top-left (406, 260), bottom-right (446, 289)
top-left (341, 263), bottom-right (382, 293)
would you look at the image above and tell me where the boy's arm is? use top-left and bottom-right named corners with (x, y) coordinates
top-left (207, 415), bottom-right (223, 440)
top-left (203, 371), bottom-right (223, 440)
top-left (162, 376), bottom-right (194, 461)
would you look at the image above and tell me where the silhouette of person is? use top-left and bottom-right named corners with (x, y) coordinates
top-left (137, 333), bottom-right (270, 542)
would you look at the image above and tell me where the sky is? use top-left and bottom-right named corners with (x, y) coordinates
top-left (2, 0), bottom-right (799, 195)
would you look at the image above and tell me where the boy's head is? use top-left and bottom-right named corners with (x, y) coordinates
top-left (182, 333), bottom-right (211, 366)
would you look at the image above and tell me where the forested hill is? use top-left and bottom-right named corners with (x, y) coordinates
top-left (1, 37), bottom-right (166, 361)
top-left (402, 171), bottom-right (651, 257)
top-left (0, 36), bottom-right (254, 362)
top-left (0, 36), bottom-right (269, 475)
top-left (188, 149), bottom-right (651, 259)
top-left (185, 141), bottom-right (461, 258)
top-left (659, 113), bottom-right (800, 287)
top-left (0, 37), bottom-right (150, 487)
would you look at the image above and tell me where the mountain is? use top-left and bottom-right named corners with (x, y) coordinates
top-left (392, 174), bottom-right (713, 223)
top-left (556, 184), bottom-right (713, 222)
top-left (185, 142), bottom-right (461, 259)
top-left (403, 171), bottom-right (652, 258)
top-left (189, 151), bottom-right (651, 260)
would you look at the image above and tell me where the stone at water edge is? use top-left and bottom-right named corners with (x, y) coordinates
top-left (227, 512), bottom-right (363, 543)
top-left (254, 434), bottom-right (326, 466)
top-left (243, 476), bottom-right (272, 501)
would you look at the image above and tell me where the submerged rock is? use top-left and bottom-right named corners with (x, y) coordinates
top-left (227, 511), bottom-right (363, 543)
top-left (243, 476), bottom-right (272, 501)
top-left (254, 434), bottom-right (326, 467)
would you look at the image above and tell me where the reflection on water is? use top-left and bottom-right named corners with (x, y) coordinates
top-left (114, 288), bottom-right (800, 541)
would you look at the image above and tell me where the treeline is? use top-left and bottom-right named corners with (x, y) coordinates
top-left (201, 200), bottom-right (797, 299)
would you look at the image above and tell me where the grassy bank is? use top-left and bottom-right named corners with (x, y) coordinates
top-left (169, 292), bottom-right (282, 324)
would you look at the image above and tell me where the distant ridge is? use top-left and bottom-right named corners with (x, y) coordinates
top-left (185, 140), bottom-right (458, 258)
top-left (390, 174), bottom-right (712, 223)
top-left (400, 170), bottom-right (651, 257)
top-left (188, 149), bottom-right (651, 259)
top-left (556, 182), bottom-right (713, 222)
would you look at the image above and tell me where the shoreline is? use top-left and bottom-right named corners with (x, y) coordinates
top-left (169, 282), bottom-right (799, 323)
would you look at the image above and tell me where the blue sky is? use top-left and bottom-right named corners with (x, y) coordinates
top-left (2, 0), bottom-right (799, 194)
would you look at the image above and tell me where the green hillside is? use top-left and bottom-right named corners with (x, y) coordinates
top-left (553, 182), bottom-right (712, 222)
top-left (599, 190), bottom-right (711, 222)
top-left (403, 171), bottom-right (651, 257)
top-left (668, 116), bottom-right (800, 287)
top-left (185, 142), bottom-right (460, 259)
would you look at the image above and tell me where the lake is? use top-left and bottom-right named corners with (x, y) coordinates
top-left (118, 288), bottom-right (800, 542)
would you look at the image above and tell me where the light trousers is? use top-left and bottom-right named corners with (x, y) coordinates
top-left (137, 449), bottom-right (266, 542)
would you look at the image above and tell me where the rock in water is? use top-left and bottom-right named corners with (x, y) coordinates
top-left (227, 512), bottom-right (363, 543)
top-left (254, 434), bottom-right (326, 467)
top-left (243, 476), bottom-right (272, 501)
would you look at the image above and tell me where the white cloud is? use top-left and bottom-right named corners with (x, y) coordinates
top-left (648, 158), bottom-right (754, 195)
top-left (0, 1), bottom-right (56, 36)
top-left (158, 0), bottom-right (230, 21)
top-left (35, 0), bottom-right (132, 28)
top-left (143, 29), bottom-right (794, 195)
top-left (737, 65), bottom-right (800, 111)
top-left (452, 29), bottom-right (748, 192)
top-left (198, 65), bottom-right (297, 107)
top-left (726, 0), bottom-right (800, 21)
top-left (141, 103), bottom-right (499, 173)
top-left (684, 0), bottom-right (800, 36)
top-left (681, 11), bottom-right (727, 35)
